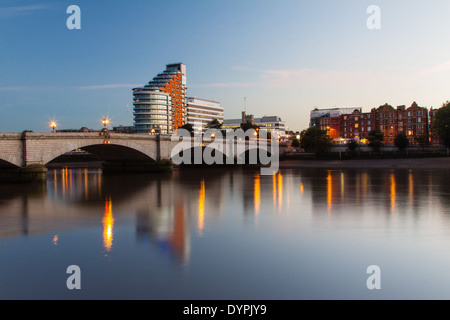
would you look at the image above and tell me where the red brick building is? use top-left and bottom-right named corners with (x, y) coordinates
top-left (429, 107), bottom-right (443, 145)
top-left (311, 102), bottom-right (443, 146)
top-left (398, 102), bottom-right (429, 145)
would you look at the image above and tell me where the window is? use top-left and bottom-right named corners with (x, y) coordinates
top-left (368, 127), bottom-right (371, 132)
top-left (355, 124), bottom-right (359, 128)
top-left (367, 120), bottom-right (371, 125)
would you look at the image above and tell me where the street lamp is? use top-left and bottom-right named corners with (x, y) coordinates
top-left (50, 121), bottom-right (57, 132)
top-left (102, 118), bottom-right (110, 128)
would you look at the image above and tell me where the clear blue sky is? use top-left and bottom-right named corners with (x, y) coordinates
top-left (1, 0), bottom-right (450, 132)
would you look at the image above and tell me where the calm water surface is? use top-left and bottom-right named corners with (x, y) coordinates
top-left (0, 166), bottom-right (450, 299)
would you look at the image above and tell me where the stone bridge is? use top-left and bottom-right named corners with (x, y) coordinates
top-left (0, 131), bottom-right (283, 181)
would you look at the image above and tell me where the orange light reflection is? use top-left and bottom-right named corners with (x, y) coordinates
top-left (198, 180), bottom-right (205, 235)
top-left (103, 196), bottom-right (114, 253)
top-left (254, 173), bottom-right (260, 215)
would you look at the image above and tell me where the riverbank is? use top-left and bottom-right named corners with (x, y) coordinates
top-left (279, 157), bottom-right (450, 169)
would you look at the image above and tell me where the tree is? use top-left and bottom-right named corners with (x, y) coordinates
top-left (433, 101), bottom-right (450, 148)
top-left (394, 132), bottom-right (409, 150)
top-left (205, 118), bottom-right (222, 130)
top-left (368, 129), bottom-right (384, 152)
top-left (239, 122), bottom-right (259, 132)
top-left (178, 123), bottom-right (194, 134)
top-left (414, 133), bottom-right (429, 151)
top-left (291, 138), bottom-right (300, 148)
top-left (299, 127), bottom-right (332, 153)
top-left (347, 139), bottom-right (358, 152)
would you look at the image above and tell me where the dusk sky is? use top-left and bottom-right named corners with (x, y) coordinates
top-left (1, 0), bottom-right (450, 132)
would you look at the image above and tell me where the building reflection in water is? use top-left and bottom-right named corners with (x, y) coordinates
top-left (271, 172), bottom-right (283, 213)
top-left (409, 170), bottom-right (414, 206)
top-left (198, 179), bottom-right (205, 236)
top-left (390, 173), bottom-right (396, 213)
top-left (4, 166), bottom-right (448, 271)
top-left (254, 173), bottom-right (260, 216)
top-left (327, 171), bottom-right (332, 213)
top-left (103, 195), bottom-right (114, 253)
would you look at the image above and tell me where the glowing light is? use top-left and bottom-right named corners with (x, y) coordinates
top-left (102, 117), bottom-right (110, 128)
top-left (327, 171), bottom-right (332, 213)
top-left (254, 173), bottom-right (260, 215)
top-left (103, 196), bottom-right (114, 252)
top-left (52, 235), bottom-right (58, 246)
top-left (198, 180), bottom-right (205, 235)
top-left (50, 121), bottom-right (57, 132)
top-left (300, 182), bottom-right (304, 195)
top-left (278, 172), bottom-right (283, 212)
top-left (390, 173), bottom-right (396, 213)
top-left (409, 171), bottom-right (414, 205)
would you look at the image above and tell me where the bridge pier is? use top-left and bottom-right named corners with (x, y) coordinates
top-left (0, 165), bottom-right (48, 182)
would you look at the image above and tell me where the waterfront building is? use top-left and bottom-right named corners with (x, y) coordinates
top-left (311, 107), bottom-right (361, 141)
top-left (133, 63), bottom-right (187, 134)
top-left (429, 107), bottom-right (443, 145)
top-left (341, 109), bottom-right (374, 142)
top-left (223, 111), bottom-right (286, 136)
top-left (373, 103), bottom-right (399, 145)
top-left (398, 102), bottom-right (429, 145)
top-left (132, 89), bottom-right (172, 134)
top-left (186, 97), bottom-right (224, 131)
top-left (310, 102), bottom-right (441, 145)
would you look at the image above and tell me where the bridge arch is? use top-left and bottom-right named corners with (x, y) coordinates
top-left (42, 141), bottom-right (158, 165)
top-left (0, 157), bottom-right (21, 168)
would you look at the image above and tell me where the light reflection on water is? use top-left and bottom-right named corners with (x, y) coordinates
top-left (0, 166), bottom-right (450, 299)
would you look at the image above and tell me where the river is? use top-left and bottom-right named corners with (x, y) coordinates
top-left (0, 165), bottom-right (450, 299)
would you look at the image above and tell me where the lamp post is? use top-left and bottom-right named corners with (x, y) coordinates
top-left (50, 121), bottom-right (57, 132)
top-left (102, 118), bottom-right (110, 144)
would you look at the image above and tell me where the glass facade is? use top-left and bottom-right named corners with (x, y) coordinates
top-left (133, 89), bottom-right (171, 134)
top-left (133, 63), bottom-right (187, 134)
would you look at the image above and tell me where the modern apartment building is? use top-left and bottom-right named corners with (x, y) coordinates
top-left (186, 97), bottom-right (224, 131)
top-left (133, 63), bottom-right (187, 134)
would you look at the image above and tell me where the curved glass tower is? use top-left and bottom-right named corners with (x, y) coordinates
top-left (133, 89), bottom-right (172, 134)
top-left (133, 63), bottom-right (186, 134)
